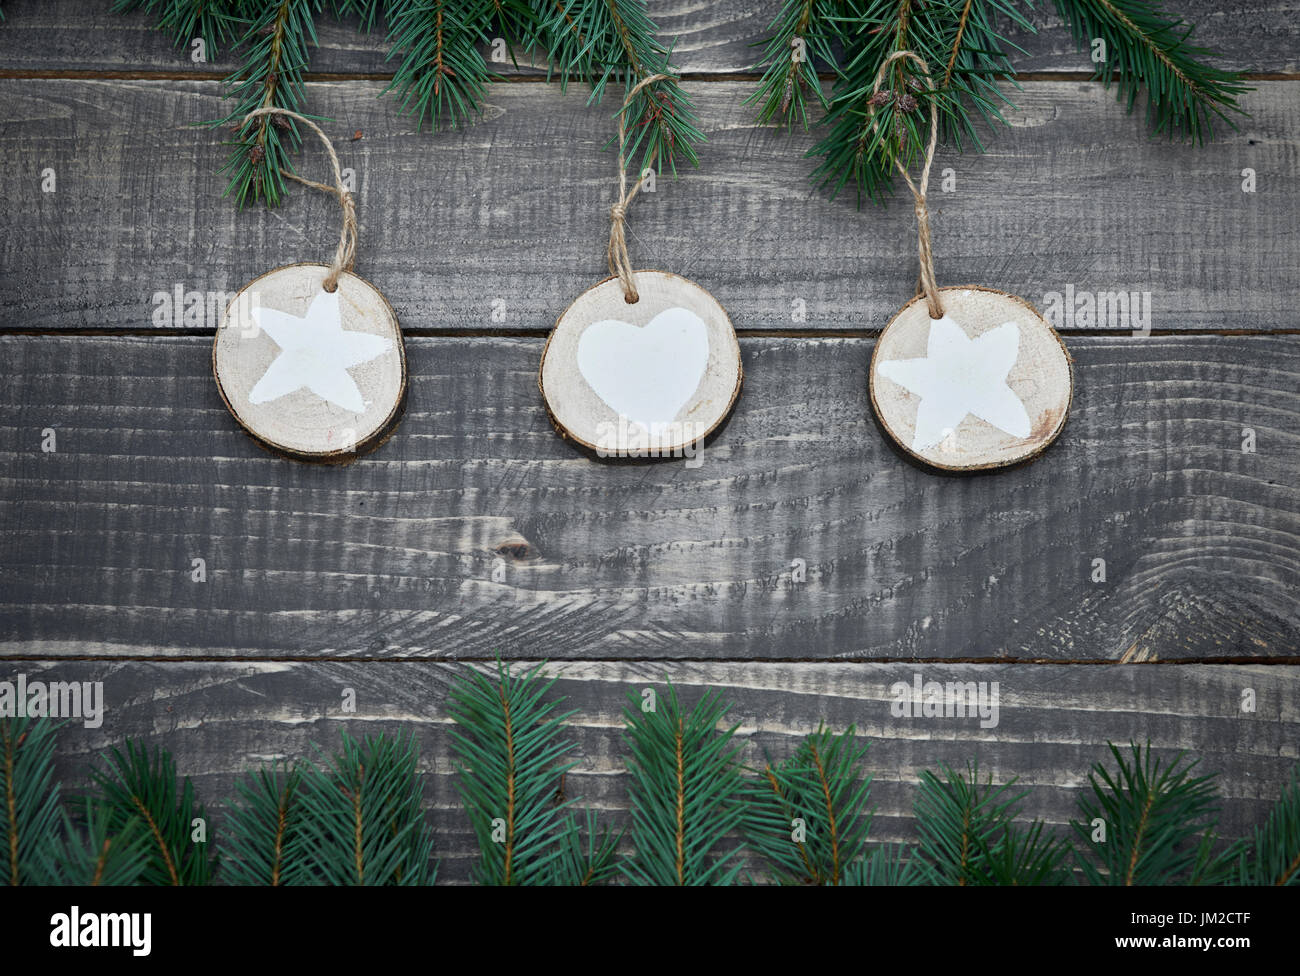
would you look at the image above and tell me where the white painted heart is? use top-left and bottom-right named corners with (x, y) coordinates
top-left (576, 306), bottom-right (710, 432)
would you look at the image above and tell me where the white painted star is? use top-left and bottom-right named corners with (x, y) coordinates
top-left (877, 316), bottom-right (1031, 452)
top-left (247, 289), bottom-right (392, 413)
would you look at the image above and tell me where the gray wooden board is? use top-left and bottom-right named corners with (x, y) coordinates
top-left (0, 0), bottom-right (1295, 75)
top-left (9, 659), bottom-right (1297, 882)
top-left (2, 333), bottom-right (1296, 661)
top-left (0, 79), bottom-right (1295, 334)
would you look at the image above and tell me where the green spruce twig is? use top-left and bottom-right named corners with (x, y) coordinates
top-left (746, 0), bottom-right (839, 129)
top-left (622, 683), bottom-right (747, 885)
top-left (746, 723), bottom-right (874, 885)
top-left (221, 763), bottom-right (306, 885)
top-left (211, 0), bottom-right (321, 207)
top-left (842, 843), bottom-right (935, 885)
top-left (90, 738), bottom-right (217, 885)
top-left (1071, 741), bottom-right (1233, 885)
top-left (1052, 0), bottom-right (1250, 142)
top-left (915, 760), bottom-right (1069, 885)
top-left (1, 717), bottom-right (63, 886)
top-left (548, 807), bottom-right (624, 885)
top-left (383, 0), bottom-right (497, 132)
top-left (41, 798), bottom-right (151, 886)
top-left (537, 0), bottom-right (705, 174)
top-left (810, 0), bottom-right (1030, 204)
top-left (448, 661), bottom-right (578, 885)
top-left (294, 730), bottom-right (437, 885)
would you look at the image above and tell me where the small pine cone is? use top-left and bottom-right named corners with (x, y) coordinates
top-left (868, 90), bottom-right (893, 108)
top-left (249, 144), bottom-right (265, 166)
top-left (271, 114), bottom-right (291, 129)
top-left (897, 93), bottom-right (919, 113)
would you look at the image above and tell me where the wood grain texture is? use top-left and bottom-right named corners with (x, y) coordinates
top-left (11, 659), bottom-right (1297, 882)
top-left (0, 0), bottom-right (1294, 75)
top-left (2, 333), bottom-right (1296, 661)
top-left (0, 79), bottom-right (1295, 335)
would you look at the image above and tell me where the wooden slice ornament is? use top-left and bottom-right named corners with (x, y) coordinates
top-left (212, 109), bottom-right (405, 462)
top-left (865, 53), bottom-right (1073, 472)
top-left (539, 75), bottom-right (743, 459)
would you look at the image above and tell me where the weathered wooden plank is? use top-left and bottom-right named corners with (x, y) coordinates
top-left (2, 333), bottom-right (1296, 660)
top-left (12, 659), bottom-right (1298, 882)
top-left (1003, 1), bottom-right (1300, 75)
top-left (0, 0), bottom-right (1293, 75)
top-left (1, 79), bottom-right (1294, 334)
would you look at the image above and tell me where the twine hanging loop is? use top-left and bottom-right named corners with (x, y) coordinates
top-left (242, 107), bottom-right (358, 293)
top-left (868, 51), bottom-right (944, 319)
top-left (608, 73), bottom-right (678, 303)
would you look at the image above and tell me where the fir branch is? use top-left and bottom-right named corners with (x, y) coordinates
top-left (746, 724), bottom-right (873, 885)
top-left (537, 0), bottom-right (704, 174)
top-left (810, 0), bottom-right (1031, 205)
top-left (746, 0), bottom-right (839, 129)
top-left (212, 0), bottom-right (321, 207)
top-left (221, 763), bottom-right (306, 885)
top-left (40, 798), bottom-right (151, 887)
top-left (914, 760), bottom-right (1066, 885)
top-left (622, 683), bottom-right (746, 885)
top-left (295, 731), bottom-right (437, 885)
top-left (1237, 766), bottom-right (1300, 886)
top-left (382, 0), bottom-right (498, 132)
top-left (0, 717), bottom-right (62, 886)
top-left (1052, 0), bottom-right (1249, 142)
top-left (112, 0), bottom-right (245, 58)
top-left (91, 738), bottom-right (216, 886)
top-left (448, 661), bottom-right (577, 885)
top-left (1072, 741), bottom-right (1225, 885)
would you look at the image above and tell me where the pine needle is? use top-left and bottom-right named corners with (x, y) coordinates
top-left (841, 843), bottom-right (935, 885)
top-left (746, 0), bottom-right (839, 129)
top-left (382, 0), bottom-right (499, 133)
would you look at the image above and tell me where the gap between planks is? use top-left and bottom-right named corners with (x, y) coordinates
top-left (2, 655), bottom-right (1298, 666)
